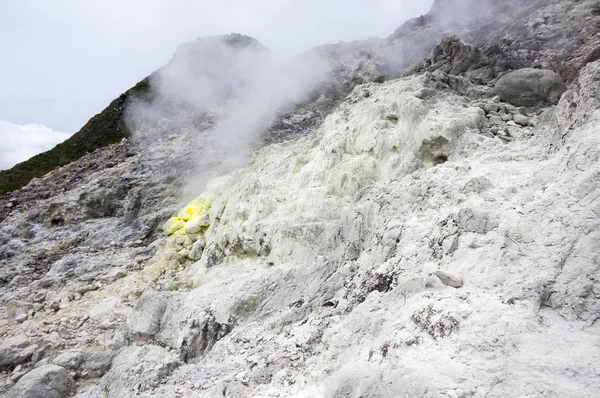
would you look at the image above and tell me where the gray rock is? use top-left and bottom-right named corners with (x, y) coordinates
top-left (513, 114), bottom-right (531, 126)
top-left (72, 386), bottom-right (102, 398)
top-left (8, 364), bottom-right (70, 398)
top-left (105, 331), bottom-right (126, 351)
top-left (495, 68), bottom-right (567, 107)
top-left (53, 350), bottom-right (84, 369)
top-left (126, 292), bottom-right (168, 340)
top-left (7, 300), bottom-right (34, 326)
top-left (0, 336), bottom-right (38, 367)
top-left (429, 36), bottom-right (486, 76)
top-left (99, 267), bottom-right (127, 283)
top-left (489, 115), bottom-right (503, 125)
top-left (483, 103), bottom-right (500, 114)
top-left (81, 351), bottom-right (114, 378)
top-left (31, 344), bottom-right (51, 363)
top-left (15, 313), bottom-right (28, 323)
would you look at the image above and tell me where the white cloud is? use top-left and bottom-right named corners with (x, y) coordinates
top-left (0, 120), bottom-right (73, 170)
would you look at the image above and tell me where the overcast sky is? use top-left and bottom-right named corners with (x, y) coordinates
top-left (0, 0), bottom-right (433, 170)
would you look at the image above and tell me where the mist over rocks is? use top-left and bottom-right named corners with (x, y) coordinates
top-left (1, 0), bottom-right (600, 397)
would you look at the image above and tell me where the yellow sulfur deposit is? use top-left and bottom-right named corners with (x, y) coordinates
top-left (141, 193), bottom-right (216, 282)
top-left (162, 193), bottom-right (214, 236)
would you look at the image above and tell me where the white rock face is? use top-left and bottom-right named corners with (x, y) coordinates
top-left (188, 74), bottom-right (484, 279)
top-left (101, 62), bottom-right (600, 396)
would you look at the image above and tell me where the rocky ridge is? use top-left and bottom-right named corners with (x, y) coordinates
top-left (1, 0), bottom-right (600, 397)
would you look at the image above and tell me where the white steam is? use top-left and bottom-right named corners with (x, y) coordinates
top-left (127, 35), bottom-right (330, 194)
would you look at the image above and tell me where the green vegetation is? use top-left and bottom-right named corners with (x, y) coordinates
top-left (0, 77), bottom-right (152, 196)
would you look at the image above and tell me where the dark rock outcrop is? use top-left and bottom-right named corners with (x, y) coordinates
top-left (495, 68), bottom-right (567, 106)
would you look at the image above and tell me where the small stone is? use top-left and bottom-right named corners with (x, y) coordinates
top-left (500, 112), bottom-right (512, 121)
top-left (15, 314), bottom-right (28, 323)
top-left (53, 350), bottom-right (84, 369)
top-left (483, 103), bottom-right (499, 113)
top-left (435, 270), bottom-right (463, 288)
top-left (513, 114), bottom-right (530, 126)
top-left (104, 268), bottom-right (127, 282)
top-left (48, 300), bottom-right (60, 311)
top-left (489, 115), bottom-right (503, 125)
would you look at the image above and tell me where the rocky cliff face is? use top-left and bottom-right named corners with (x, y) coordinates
top-left (1, 1), bottom-right (600, 397)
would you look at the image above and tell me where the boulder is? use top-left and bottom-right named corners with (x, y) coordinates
top-left (8, 364), bottom-right (70, 398)
top-left (0, 336), bottom-right (38, 367)
top-left (494, 68), bottom-right (566, 106)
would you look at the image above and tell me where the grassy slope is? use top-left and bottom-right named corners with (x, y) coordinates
top-left (0, 78), bottom-right (151, 195)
